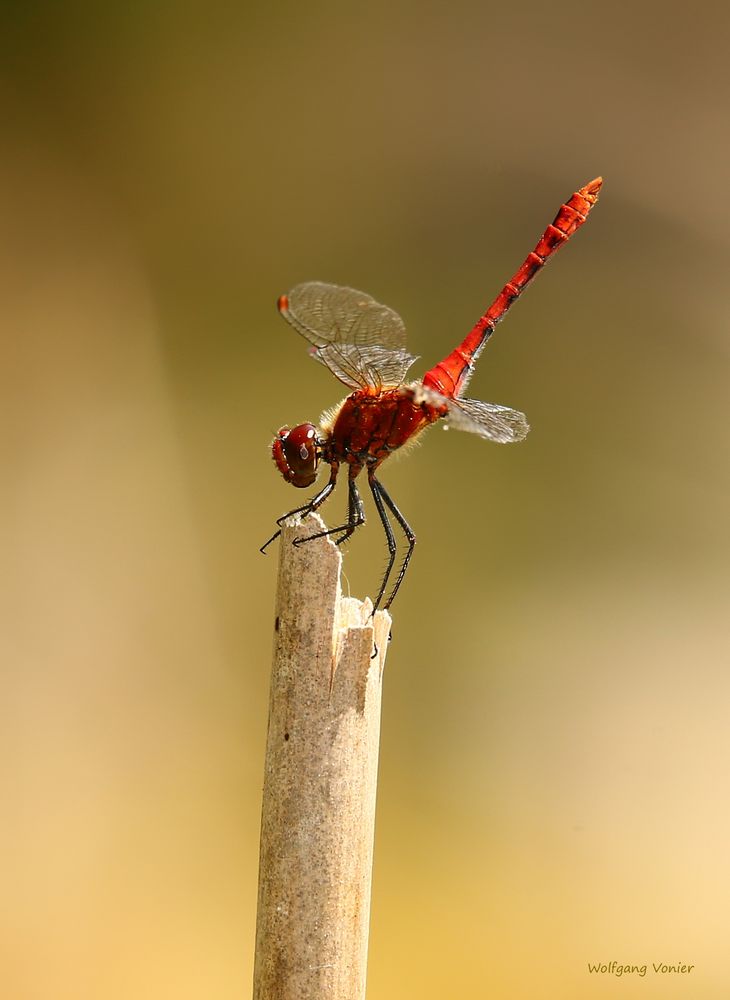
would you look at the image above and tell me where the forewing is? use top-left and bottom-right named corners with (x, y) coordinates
top-left (279, 282), bottom-right (418, 390)
top-left (282, 282), bottom-right (407, 349)
top-left (409, 383), bottom-right (529, 443)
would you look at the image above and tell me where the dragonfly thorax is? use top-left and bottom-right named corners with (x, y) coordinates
top-left (271, 423), bottom-right (321, 488)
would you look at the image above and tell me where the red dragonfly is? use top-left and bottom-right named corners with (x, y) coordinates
top-left (262, 177), bottom-right (602, 610)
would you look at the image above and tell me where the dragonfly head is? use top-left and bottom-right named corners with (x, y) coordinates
top-left (271, 423), bottom-right (320, 488)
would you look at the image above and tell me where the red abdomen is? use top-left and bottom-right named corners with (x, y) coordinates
top-left (423, 177), bottom-right (602, 398)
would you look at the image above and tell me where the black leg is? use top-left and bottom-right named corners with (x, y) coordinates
top-left (293, 476), bottom-right (365, 546)
top-left (369, 473), bottom-right (397, 613)
top-left (372, 476), bottom-right (416, 610)
top-left (332, 478), bottom-right (356, 546)
top-left (334, 476), bottom-right (366, 547)
top-left (260, 465), bottom-right (338, 554)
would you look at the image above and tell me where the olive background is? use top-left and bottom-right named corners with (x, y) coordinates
top-left (2, 2), bottom-right (729, 997)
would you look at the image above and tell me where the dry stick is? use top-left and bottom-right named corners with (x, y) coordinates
top-left (253, 513), bottom-right (391, 1000)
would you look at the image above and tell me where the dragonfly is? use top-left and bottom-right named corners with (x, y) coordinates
top-left (262, 177), bottom-right (602, 611)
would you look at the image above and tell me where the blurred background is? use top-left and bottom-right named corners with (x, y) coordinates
top-left (2, 1), bottom-right (729, 997)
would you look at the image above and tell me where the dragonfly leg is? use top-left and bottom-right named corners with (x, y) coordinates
top-left (372, 476), bottom-right (416, 610)
top-left (260, 465), bottom-right (338, 554)
top-left (334, 474), bottom-right (367, 547)
top-left (368, 472), bottom-right (397, 614)
top-left (293, 473), bottom-right (365, 546)
top-left (332, 479), bottom-right (357, 546)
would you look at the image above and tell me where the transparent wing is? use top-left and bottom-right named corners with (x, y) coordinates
top-left (446, 395), bottom-right (530, 443)
top-left (409, 383), bottom-right (529, 444)
top-left (281, 282), bottom-right (408, 350)
top-left (278, 281), bottom-right (419, 390)
top-left (309, 342), bottom-right (419, 391)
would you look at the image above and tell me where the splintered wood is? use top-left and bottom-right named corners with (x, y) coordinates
top-left (253, 514), bottom-right (391, 1000)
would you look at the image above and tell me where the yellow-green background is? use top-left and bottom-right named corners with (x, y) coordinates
top-left (3, 2), bottom-right (729, 998)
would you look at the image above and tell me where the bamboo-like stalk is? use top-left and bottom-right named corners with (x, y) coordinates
top-left (253, 514), bottom-right (391, 1000)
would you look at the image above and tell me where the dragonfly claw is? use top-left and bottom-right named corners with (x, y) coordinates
top-left (260, 530), bottom-right (281, 554)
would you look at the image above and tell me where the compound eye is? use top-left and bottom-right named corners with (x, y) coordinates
top-left (271, 423), bottom-right (319, 488)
